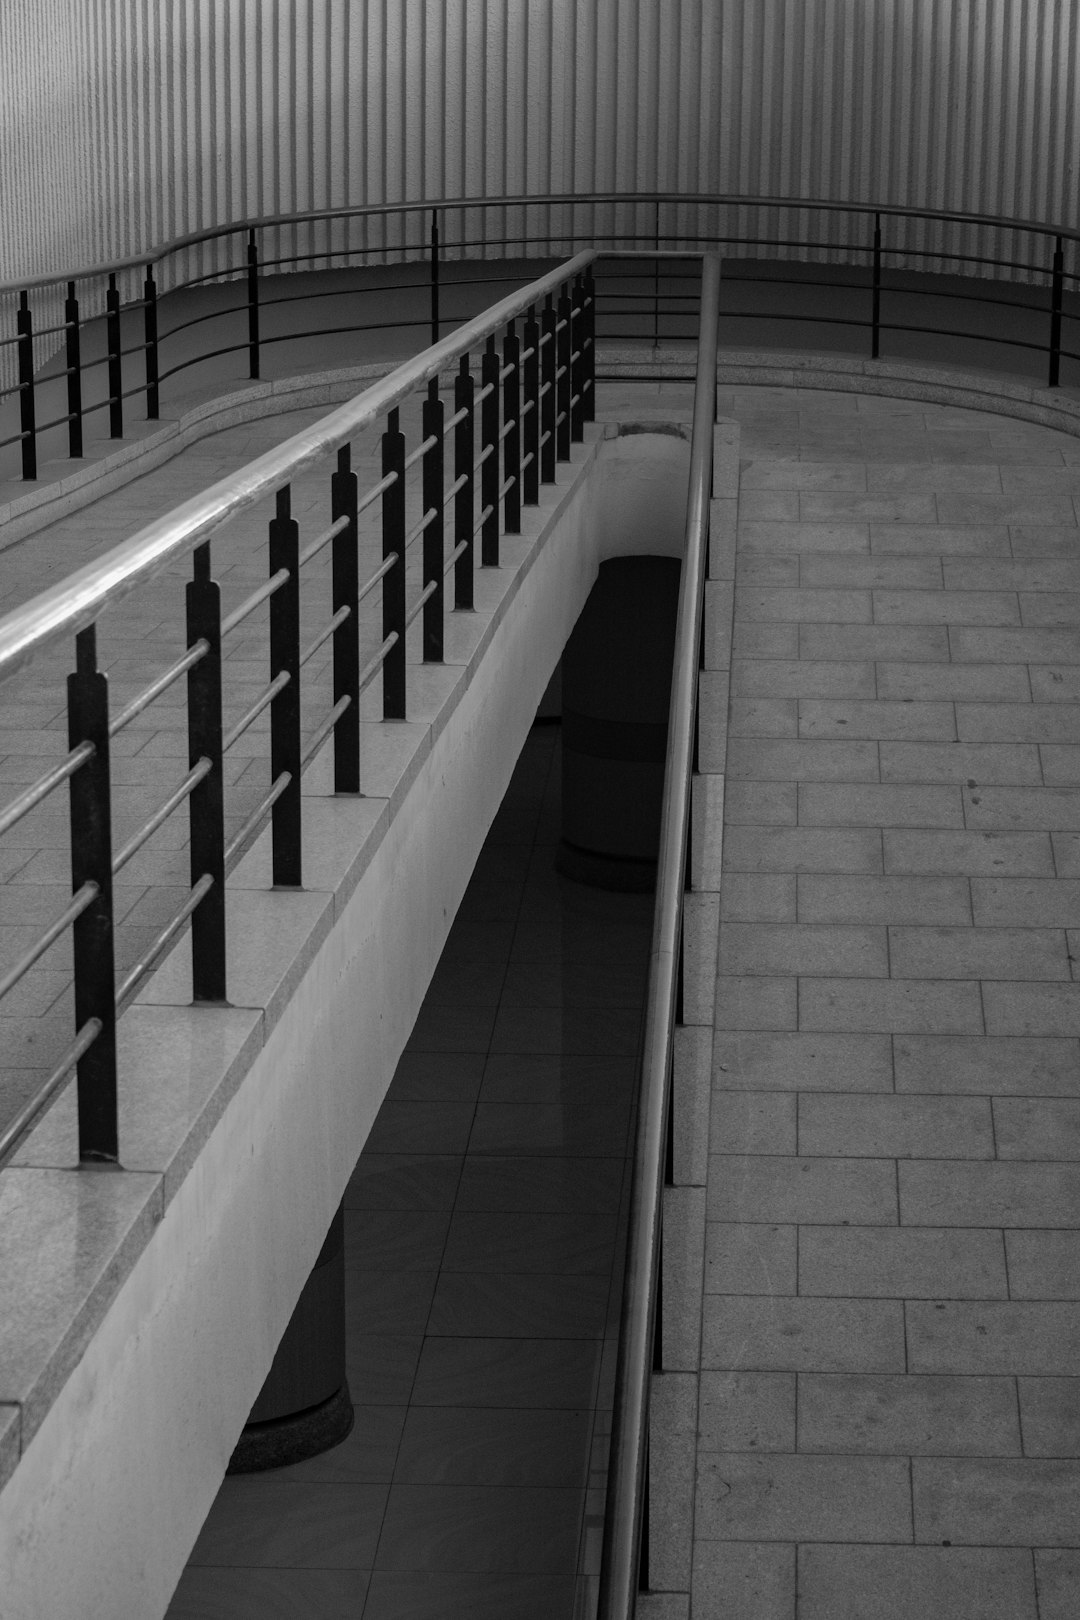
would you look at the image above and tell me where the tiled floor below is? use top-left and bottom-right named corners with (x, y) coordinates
top-left (166, 726), bottom-right (652, 1619)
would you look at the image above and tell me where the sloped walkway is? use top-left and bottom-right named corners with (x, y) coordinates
top-left (685, 383), bottom-right (1080, 1619)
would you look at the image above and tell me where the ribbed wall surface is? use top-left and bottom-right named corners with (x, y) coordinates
top-left (2, 1), bottom-right (1079, 349)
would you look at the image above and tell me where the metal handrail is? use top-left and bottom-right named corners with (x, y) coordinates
top-left (3, 189), bottom-right (1078, 296)
top-left (596, 253), bottom-right (721, 1620)
top-left (0, 251), bottom-right (596, 687)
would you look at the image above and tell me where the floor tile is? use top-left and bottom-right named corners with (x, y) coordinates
top-left (797, 1373), bottom-right (1020, 1454)
top-left (373, 1483), bottom-right (583, 1571)
top-left (361, 1571), bottom-right (577, 1618)
top-left (425, 1271), bottom-right (610, 1338)
top-left (166, 1567), bottom-right (371, 1619)
top-left (393, 1406), bottom-right (592, 1487)
top-left (797, 1547), bottom-right (1035, 1620)
top-left (187, 1480), bottom-right (389, 1568)
top-left (409, 1336), bottom-right (601, 1409)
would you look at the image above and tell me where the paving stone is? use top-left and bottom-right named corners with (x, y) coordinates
top-left (951, 627), bottom-right (1080, 663)
top-left (901, 1161), bottom-right (1080, 1226)
top-left (1006, 1233), bottom-right (1080, 1299)
top-left (799, 555), bottom-right (943, 589)
top-left (983, 982), bottom-right (1080, 1037)
top-left (705, 1223), bottom-right (798, 1296)
top-left (993, 1099), bottom-right (1080, 1160)
top-left (1020, 590), bottom-right (1080, 626)
top-left (726, 738), bottom-right (880, 782)
top-left (1030, 666), bottom-right (1080, 703)
top-left (725, 782), bottom-right (798, 826)
top-left (735, 587), bottom-right (871, 623)
top-left (797, 875), bottom-right (971, 924)
top-left (731, 658), bottom-right (877, 699)
top-left (801, 493), bottom-right (937, 523)
top-left (737, 555), bottom-right (801, 587)
top-left (798, 1094), bottom-right (994, 1160)
top-left (913, 1457), bottom-right (1080, 1545)
top-left (1037, 1550), bottom-right (1080, 1620)
top-left (691, 1542), bottom-right (796, 1620)
top-left (714, 975), bottom-right (798, 1031)
top-left (1040, 746), bottom-right (1080, 786)
top-left (720, 873), bottom-right (797, 923)
top-left (729, 698), bottom-right (798, 738)
top-left (870, 524), bottom-right (1010, 556)
top-left (880, 742), bottom-right (1042, 784)
top-left (733, 622), bottom-right (800, 659)
top-left (798, 700), bottom-right (956, 741)
top-left (867, 464), bottom-right (1003, 494)
top-left (894, 1034), bottom-right (1080, 1095)
top-left (739, 521), bottom-right (869, 553)
top-left (798, 1546), bottom-right (1036, 1620)
top-left (696, 1452), bottom-right (911, 1540)
top-left (712, 1032), bottom-right (893, 1093)
top-left (710, 1094), bottom-right (797, 1155)
top-left (798, 978), bottom-right (983, 1035)
top-left (1050, 832), bottom-right (1080, 875)
top-left (965, 786), bottom-right (1080, 830)
top-left (718, 923), bottom-right (888, 978)
top-left (883, 830), bottom-right (1054, 876)
top-left (797, 1373), bottom-right (1020, 1454)
top-left (938, 493), bottom-right (1078, 525)
top-left (889, 925), bottom-right (1069, 981)
top-left (707, 1156), bottom-right (896, 1225)
top-left (1018, 1378), bottom-right (1080, 1456)
top-left (908, 1302), bottom-right (1080, 1376)
top-left (741, 460), bottom-right (866, 492)
top-left (958, 704), bottom-right (1080, 743)
top-left (971, 878), bottom-right (1080, 926)
top-left (703, 1294), bottom-right (906, 1377)
top-left (800, 624), bottom-right (950, 662)
top-left (945, 559), bottom-right (1080, 592)
top-left (798, 784), bottom-right (963, 829)
top-left (799, 1225), bottom-right (1005, 1299)
top-left (873, 590), bottom-right (1020, 626)
top-left (1011, 526), bottom-right (1080, 558)
top-left (740, 489), bottom-right (800, 522)
top-left (724, 827), bottom-right (883, 874)
top-left (876, 662), bottom-right (1031, 702)
top-left (698, 1371), bottom-right (797, 1451)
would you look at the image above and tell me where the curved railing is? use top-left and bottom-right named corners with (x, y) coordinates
top-left (596, 253), bottom-right (720, 1619)
top-left (3, 190), bottom-right (1078, 481)
top-left (0, 250), bottom-right (597, 1167)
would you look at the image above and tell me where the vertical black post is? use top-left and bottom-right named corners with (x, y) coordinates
top-left (331, 444), bottom-right (361, 792)
top-left (186, 544), bottom-right (227, 1002)
top-left (540, 296), bottom-right (557, 483)
top-left (502, 321), bottom-right (521, 535)
top-left (481, 336), bottom-right (501, 566)
top-left (430, 210), bottom-right (440, 349)
top-left (454, 356), bottom-right (475, 610)
top-left (422, 377), bottom-right (445, 660)
top-left (583, 265), bottom-right (596, 424)
top-left (247, 228), bottom-right (261, 380)
top-left (269, 485), bottom-right (302, 886)
top-left (1049, 235), bottom-right (1065, 389)
top-left (522, 305), bottom-right (541, 505)
top-left (556, 286), bottom-right (572, 461)
top-left (144, 264), bottom-right (159, 420)
top-left (67, 626), bottom-right (118, 1165)
top-left (381, 408), bottom-right (407, 718)
top-left (16, 291), bottom-right (36, 481)
top-left (106, 273), bottom-right (123, 439)
top-left (871, 212), bottom-right (882, 361)
top-left (65, 282), bottom-right (83, 460)
top-left (570, 275), bottom-right (585, 443)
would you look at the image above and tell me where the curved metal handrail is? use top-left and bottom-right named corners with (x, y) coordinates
top-left (3, 188), bottom-right (1077, 297)
top-left (0, 250), bottom-right (596, 686)
top-left (596, 252), bottom-right (721, 1619)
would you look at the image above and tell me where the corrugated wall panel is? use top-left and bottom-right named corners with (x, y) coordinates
top-left (4, 0), bottom-right (1080, 388)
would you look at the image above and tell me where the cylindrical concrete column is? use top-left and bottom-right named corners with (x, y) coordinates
top-left (558, 555), bottom-right (681, 890)
top-left (228, 1201), bottom-right (353, 1472)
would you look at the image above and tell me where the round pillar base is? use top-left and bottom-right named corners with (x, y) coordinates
top-left (227, 1380), bottom-right (354, 1474)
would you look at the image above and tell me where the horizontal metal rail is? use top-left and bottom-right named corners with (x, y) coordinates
top-left (0, 883), bottom-right (98, 1002)
top-left (112, 758), bottom-right (212, 874)
top-left (0, 743), bottom-right (94, 839)
top-left (115, 874), bottom-right (214, 1017)
top-left (0, 1018), bottom-right (102, 1166)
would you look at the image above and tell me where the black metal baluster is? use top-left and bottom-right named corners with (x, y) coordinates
top-left (107, 273), bottom-right (123, 439)
top-left (556, 286), bottom-right (572, 461)
top-left (67, 625), bottom-right (118, 1165)
top-left (144, 264), bottom-right (159, 420)
top-left (422, 378), bottom-right (445, 660)
top-left (16, 291), bottom-right (36, 481)
top-left (382, 408), bottom-right (407, 718)
top-left (481, 337), bottom-right (500, 565)
top-left (871, 212), bottom-right (882, 362)
top-left (570, 275), bottom-right (585, 443)
top-left (270, 486), bottom-right (302, 886)
top-left (65, 282), bottom-right (83, 460)
top-left (540, 297), bottom-right (557, 484)
top-left (247, 228), bottom-right (261, 380)
top-left (186, 543), bottom-right (227, 1002)
top-left (522, 306), bottom-right (540, 505)
top-left (331, 444), bottom-right (361, 792)
top-left (1049, 235), bottom-right (1065, 389)
top-left (454, 356), bottom-right (475, 610)
top-left (502, 321), bottom-right (521, 534)
top-left (582, 266), bottom-right (596, 424)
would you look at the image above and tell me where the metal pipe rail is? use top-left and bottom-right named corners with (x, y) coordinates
top-left (0, 251), bottom-right (597, 1170)
top-left (596, 253), bottom-right (721, 1619)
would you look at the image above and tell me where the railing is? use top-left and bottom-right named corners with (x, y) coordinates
top-left (0, 250), bottom-right (597, 1168)
top-left (3, 190), bottom-right (1079, 481)
top-left (596, 253), bottom-right (721, 1618)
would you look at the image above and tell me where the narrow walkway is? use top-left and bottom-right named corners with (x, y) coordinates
top-left (694, 384), bottom-right (1080, 1617)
